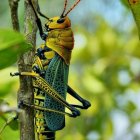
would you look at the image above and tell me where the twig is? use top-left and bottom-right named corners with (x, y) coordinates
top-left (8, 0), bottom-right (20, 31)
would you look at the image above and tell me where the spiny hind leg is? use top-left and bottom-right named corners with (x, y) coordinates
top-left (11, 72), bottom-right (80, 117)
top-left (18, 100), bottom-right (77, 118)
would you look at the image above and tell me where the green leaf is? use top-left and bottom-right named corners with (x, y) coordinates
top-left (128, 1), bottom-right (140, 38)
top-left (9, 119), bottom-right (18, 130)
top-left (0, 115), bottom-right (19, 138)
top-left (120, 0), bottom-right (130, 8)
top-left (0, 29), bottom-right (33, 70)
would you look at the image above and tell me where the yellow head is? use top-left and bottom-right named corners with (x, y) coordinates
top-left (45, 16), bottom-right (71, 30)
top-left (43, 0), bottom-right (81, 31)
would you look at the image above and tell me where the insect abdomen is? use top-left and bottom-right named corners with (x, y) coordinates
top-left (33, 52), bottom-right (55, 140)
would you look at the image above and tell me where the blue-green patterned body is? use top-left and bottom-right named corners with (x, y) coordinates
top-left (43, 27), bottom-right (74, 131)
top-left (44, 53), bottom-right (69, 131)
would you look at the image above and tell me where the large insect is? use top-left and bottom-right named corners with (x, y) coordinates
top-left (11, 0), bottom-right (91, 139)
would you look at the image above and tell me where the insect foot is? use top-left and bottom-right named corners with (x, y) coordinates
top-left (82, 100), bottom-right (91, 109)
top-left (10, 72), bottom-right (20, 77)
top-left (71, 108), bottom-right (80, 118)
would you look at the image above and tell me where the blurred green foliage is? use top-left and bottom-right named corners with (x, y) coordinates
top-left (0, 0), bottom-right (140, 140)
top-left (0, 29), bottom-right (32, 69)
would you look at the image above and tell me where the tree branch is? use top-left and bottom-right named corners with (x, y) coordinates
top-left (17, 0), bottom-right (38, 139)
top-left (9, 0), bottom-right (38, 140)
top-left (8, 0), bottom-right (20, 31)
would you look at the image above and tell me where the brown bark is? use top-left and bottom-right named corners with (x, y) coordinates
top-left (9, 0), bottom-right (38, 139)
top-left (8, 0), bottom-right (20, 31)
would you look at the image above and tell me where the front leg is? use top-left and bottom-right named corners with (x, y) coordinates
top-left (67, 85), bottom-right (91, 109)
top-left (28, 0), bottom-right (47, 41)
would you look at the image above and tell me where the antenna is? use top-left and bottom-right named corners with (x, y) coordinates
top-left (64, 0), bottom-right (81, 17)
top-left (28, 0), bottom-right (49, 20)
top-left (61, 0), bottom-right (68, 17)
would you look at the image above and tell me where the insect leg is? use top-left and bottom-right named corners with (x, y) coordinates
top-left (10, 72), bottom-right (39, 77)
top-left (34, 76), bottom-right (80, 117)
top-left (10, 72), bottom-right (80, 117)
top-left (67, 85), bottom-right (91, 109)
top-left (19, 100), bottom-right (77, 118)
top-left (36, 0), bottom-right (49, 19)
top-left (28, 0), bottom-right (47, 40)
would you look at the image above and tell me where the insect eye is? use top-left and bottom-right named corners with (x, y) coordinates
top-left (57, 18), bottom-right (65, 24)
